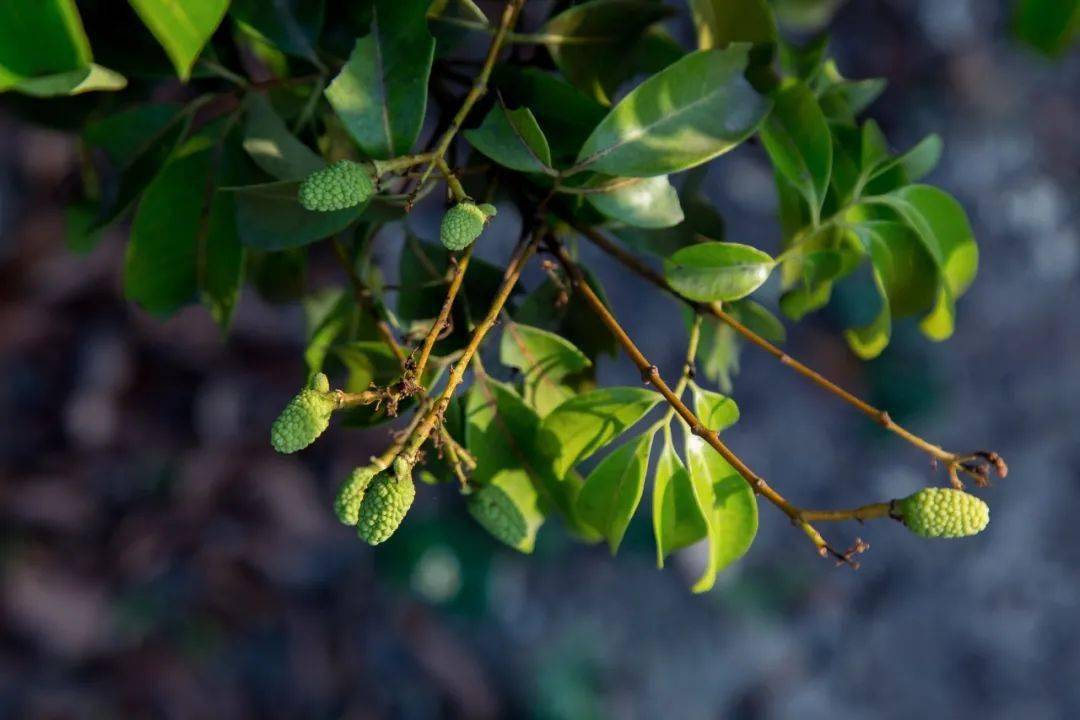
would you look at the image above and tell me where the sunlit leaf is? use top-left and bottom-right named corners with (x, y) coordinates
top-left (585, 176), bottom-right (685, 229)
top-left (325, 0), bottom-right (434, 159)
top-left (573, 47), bottom-right (772, 177)
top-left (128, 0), bottom-right (229, 80)
top-left (577, 429), bottom-right (655, 552)
top-left (759, 80), bottom-right (832, 216)
top-left (664, 242), bottom-right (775, 302)
top-left (542, 0), bottom-right (671, 104)
top-left (539, 387), bottom-right (661, 479)
top-left (500, 322), bottom-right (592, 417)
top-left (652, 429), bottom-right (708, 567)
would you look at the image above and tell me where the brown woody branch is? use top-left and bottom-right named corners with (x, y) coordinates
top-left (569, 223), bottom-right (1007, 490)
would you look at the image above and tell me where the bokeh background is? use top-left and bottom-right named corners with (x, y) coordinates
top-left (1, 1), bottom-right (1077, 718)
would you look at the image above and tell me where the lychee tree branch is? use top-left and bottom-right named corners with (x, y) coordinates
top-left (330, 237), bottom-right (475, 476)
top-left (412, 0), bottom-right (527, 200)
top-left (569, 222), bottom-right (1007, 489)
top-left (399, 223), bottom-right (545, 465)
top-left (545, 236), bottom-right (870, 566)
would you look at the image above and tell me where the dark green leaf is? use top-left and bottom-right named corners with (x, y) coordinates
top-left (759, 80), bottom-right (832, 217)
top-left (688, 0), bottom-right (777, 50)
top-left (325, 0), bottom-right (434, 159)
top-left (576, 429), bottom-right (656, 552)
top-left (124, 128), bottom-right (244, 329)
top-left (85, 103), bottom-right (183, 168)
top-left (466, 379), bottom-right (597, 544)
top-left (542, 0), bottom-right (671, 104)
top-left (499, 322), bottom-right (592, 417)
top-left (491, 67), bottom-right (607, 161)
top-left (664, 242), bottom-right (774, 302)
top-left (13, 64), bottom-right (126, 96)
top-left (229, 0), bottom-right (324, 65)
top-left (0, 0), bottom-right (90, 90)
top-left (230, 181), bottom-right (365, 250)
top-left (652, 430), bottom-right (708, 566)
top-left (1014, 0), bottom-right (1079, 56)
top-left (128, 0), bottom-right (229, 80)
top-left (866, 185), bottom-right (978, 341)
top-left (539, 387), bottom-right (661, 479)
top-left (573, 47), bottom-right (772, 177)
top-left (585, 176), bottom-right (684, 229)
top-left (513, 266), bottom-right (618, 360)
top-left (464, 103), bottom-right (554, 174)
top-left (242, 93), bottom-right (324, 180)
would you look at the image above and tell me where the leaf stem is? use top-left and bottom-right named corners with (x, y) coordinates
top-left (570, 223), bottom-right (1005, 488)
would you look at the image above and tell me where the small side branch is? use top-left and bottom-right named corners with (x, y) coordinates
top-left (571, 223), bottom-right (1007, 489)
top-left (547, 236), bottom-right (883, 568)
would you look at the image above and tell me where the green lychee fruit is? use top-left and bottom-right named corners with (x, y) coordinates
top-left (298, 159), bottom-right (374, 212)
top-left (896, 487), bottom-right (989, 538)
top-left (334, 466), bottom-right (379, 526)
top-left (270, 384), bottom-right (337, 454)
top-left (439, 202), bottom-right (496, 251)
top-left (468, 484), bottom-right (528, 549)
top-left (356, 457), bottom-right (416, 545)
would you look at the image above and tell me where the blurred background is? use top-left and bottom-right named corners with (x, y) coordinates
top-left (1, 1), bottom-right (1077, 718)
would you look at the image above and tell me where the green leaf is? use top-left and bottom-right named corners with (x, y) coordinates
top-left (573, 47), bottom-right (772, 177)
top-left (664, 242), bottom-right (775, 302)
top-left (85, 103), bottom-right (183, 169)
top-left (0, 0), bottom-right (90, 90)
top-left (230, 181), bottom-right (365, 250)
top-left (539, 387), bottom-right (661, 480)
top-left (1014, 0), bottom-right (1079, 56)
top-left (466, 379), bottom-right (595, 545)
top-left (124, 128), bottom-right (245, 328)
top-left (230, 0), bottom-right (324, 65)
top-left (492, 67), bottom-right (607, 161)
top-left (464, 103), bottom-right (554, 174)
top-left (759, 80), bottom-right (832, 216)
top-left (865, 134), bottom-right (942, 189)
top-left (325, 0), bottom-right (434, 159)
top-left (682, 388), bottom-right (757, 592)
top-left (499, 322), bottom-right (592, 417)
top-left (843, 221), bottom-right (937, 358)
top-left (585, 176), bottom-right (684, 229)
top-left (242, 94), bottom-right (325, 180)
top-left (542, 0), bottom-right (671, 104)
top-left (13, 64), bottom-right (126, 97)
top-left (688, 0), bottom-right (778, 50)
top-left (513, 268), bottom-right (618, 361)
top-left (695, 300), bottom-right (784, 392)
top-left (814, 60), bottom-right (884, 120)
top-left (867, 185), bottom-right (978, 341)
top-left (468, 473), bottom-right (546, 553)
top-left (304, 288), bottom-right (358, 376)
top-left (652, 430), bottom-right (708, 566)
top-left (693, 385), bottom-right (740, 432)
top-left (128, 0), bottom-right (229, 81)
top-left (576, 429), bottom-right (656, 552)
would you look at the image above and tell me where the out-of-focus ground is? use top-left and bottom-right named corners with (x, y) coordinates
top-left (1, 1), bottom-right (1077, 718)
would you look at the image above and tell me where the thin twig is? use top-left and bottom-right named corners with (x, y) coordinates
top-left (399, 224), bottom-right (545, 464)
top-left (546, 236), bottom-right (867, 567)
top-left (410, 0), bottom-right (527, 203)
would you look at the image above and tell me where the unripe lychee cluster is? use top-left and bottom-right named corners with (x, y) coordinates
top-left (468, 484), bottom-right (527, 549)
top-left (298, 159), bottom-right (374, 212)
top-left (356, 457), bottom-right (416, 545)
top-left (270, 373), bottom-right (337, 454)
top-left (440, 202), bottom-right (497, 251)
top-left (896, 487), bottom-right (989, 538)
